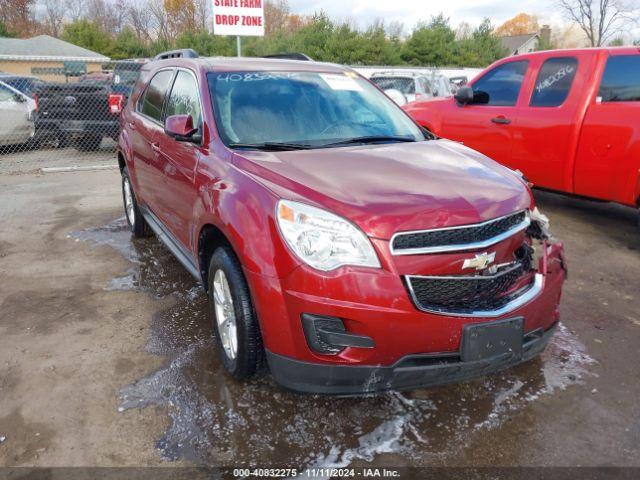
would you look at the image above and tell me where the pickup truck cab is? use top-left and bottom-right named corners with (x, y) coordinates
top-left (118, 53), bottom-right (566, 394)
top-left (404, 47), bottom-right (640, 216)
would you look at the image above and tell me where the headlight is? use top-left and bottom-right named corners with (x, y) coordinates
top-left (276, 199), bottom-right (381, 271)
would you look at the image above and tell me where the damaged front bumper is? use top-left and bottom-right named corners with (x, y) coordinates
top-left (266, 323), bottom-right (556, 395)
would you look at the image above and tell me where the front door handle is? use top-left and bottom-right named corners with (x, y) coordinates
top-left (491, 116), bottom-right (511, 125)
top-left (150, 142), bottom-right (161, 153)
top-left (128, 121), bottom-right (137, 130)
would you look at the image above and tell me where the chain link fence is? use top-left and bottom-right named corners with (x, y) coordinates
top-left (0, 60), bottom-right (148, 174)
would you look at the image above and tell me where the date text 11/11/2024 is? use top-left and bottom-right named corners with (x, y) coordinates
top-left (232, 468), bottom-right (402, 478)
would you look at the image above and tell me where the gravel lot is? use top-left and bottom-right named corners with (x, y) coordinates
top-left (0, 149), bottom-right (639, 470)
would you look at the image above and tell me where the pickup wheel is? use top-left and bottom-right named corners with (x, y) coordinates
top-left (73, 133), bottom-right (102, 152)
top-left (208, 246), bottom-right (264, 380)
top-left (121, 167), bottom-right (152, 238)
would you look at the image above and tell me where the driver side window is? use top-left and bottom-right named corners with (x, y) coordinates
top-left (471, 61), bottom-right (528, 106)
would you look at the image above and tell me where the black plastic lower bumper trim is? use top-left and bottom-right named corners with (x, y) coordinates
top-left (266, 324), bottom-right (556, 395)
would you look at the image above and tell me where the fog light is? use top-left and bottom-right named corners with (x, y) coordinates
top-left (301, 314), bottom-right (374, 355)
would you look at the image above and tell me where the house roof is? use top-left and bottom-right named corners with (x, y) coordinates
top-left (0, 35), bottom-right (109, 62)
top-left (499, 33), bottom-right (539, 54)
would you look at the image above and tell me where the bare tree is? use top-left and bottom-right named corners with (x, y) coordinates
top-left (128, 0), bottom-right (155, 42)
top-left (0, 0), bottom-right (36, 36)
top-left (194, 0), bottom-right (210, 31)
top-left (455, 21), bottom-right (473, 40)
top-left (148, 0), bottom-right (170, 42)
top-left (40, 0), bottom-right (65, 36)
top-left (558, 0), bottom-right (637, 46)
top-left (64, 0), bottom-right (86, 21)
top-left (83, 0), bottom-right (127, 34)
top-left (385, 20), bottom-right (405, 40)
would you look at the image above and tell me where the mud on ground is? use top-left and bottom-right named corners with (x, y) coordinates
top-left (0, 170), bottom-right (638, 468)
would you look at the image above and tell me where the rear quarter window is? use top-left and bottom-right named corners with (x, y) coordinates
top-left (598, 55), bottom-right (640, 102)
top-left (530, 57), bottom-right (578, 107)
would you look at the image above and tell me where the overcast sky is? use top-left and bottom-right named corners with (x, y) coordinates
top-left (286, 0), bottom-right (566, 32)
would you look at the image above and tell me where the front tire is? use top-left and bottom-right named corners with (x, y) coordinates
top-left (208, 246), bottom-right (264, 380)
top-left (121, 167), bottom-right (152, 238)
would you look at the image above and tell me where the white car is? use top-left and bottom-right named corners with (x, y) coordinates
top-left (369, 71), bottom-right (453, 106)
top-left (0, 80), bottom-right (36, 147)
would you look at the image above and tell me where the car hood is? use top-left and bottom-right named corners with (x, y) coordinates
top-left (233, 139), bottom-right (532, 240)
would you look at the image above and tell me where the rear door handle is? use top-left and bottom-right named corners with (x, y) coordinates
top-left (150, 142), bottom-right (161, 153)
top-left (491, 116), bottom-right (511, 125)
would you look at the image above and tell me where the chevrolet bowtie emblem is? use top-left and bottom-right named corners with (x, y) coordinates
top-left (462, 252), bottom-right (497, 271)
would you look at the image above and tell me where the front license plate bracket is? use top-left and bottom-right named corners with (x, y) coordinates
top-left (460, 317), bottom-right (524, 362)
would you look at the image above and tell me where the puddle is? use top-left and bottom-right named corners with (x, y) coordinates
top-left (72, 219), bottom-right (596, 468)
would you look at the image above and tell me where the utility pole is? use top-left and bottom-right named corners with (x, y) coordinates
top-left (237, 36), bottom-right (241, 57)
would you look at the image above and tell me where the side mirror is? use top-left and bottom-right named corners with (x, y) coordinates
top-left (384, 88), bottom-right (408, 106)
top-left (164, 114), bottom-right (201, 143)
top-left (13, 93), bottom-right (26, 104)
top-left (454, 86), bottom-right (474, 105)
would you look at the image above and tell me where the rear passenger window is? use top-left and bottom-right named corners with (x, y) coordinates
top-left (471, 61), bottom-right (528, 106)
top-left (598, 55), bottom-right (640, 102)
top-left (531, 57), bottom-right (578, 107)
top-left (139, 70), bottom-right (174, 122)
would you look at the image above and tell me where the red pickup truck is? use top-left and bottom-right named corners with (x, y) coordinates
top-left (404, 47), bottom-right (640, 217)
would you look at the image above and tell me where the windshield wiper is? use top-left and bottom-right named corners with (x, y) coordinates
top-left (321, 135), bottom-right (417, 148)
top-left (228, 142), bottom-right (313, 151)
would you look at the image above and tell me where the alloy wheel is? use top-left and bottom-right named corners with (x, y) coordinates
top-left (123, 177), bottom-right (135, 227)
top-left (213, 269), bottom-right (238, 360)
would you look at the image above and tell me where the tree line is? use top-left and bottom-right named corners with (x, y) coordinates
top-left (0, 0), bottom-right (509, 67)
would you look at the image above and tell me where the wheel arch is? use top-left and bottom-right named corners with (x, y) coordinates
top-left (117, 150), bottom-right (126, 173)
top-left (198, 223), bottom-right (233, 290)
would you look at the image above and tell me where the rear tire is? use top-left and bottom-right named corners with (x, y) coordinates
top-left (73, 133), bottom-right (102, 152)
top-left (208, 246), bottom-right (264, 380)
top-left (121, 167), bottom-right (152, 238)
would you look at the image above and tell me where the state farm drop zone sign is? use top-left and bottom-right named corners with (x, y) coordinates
top-left (213, 0), bottom-right (265, 36)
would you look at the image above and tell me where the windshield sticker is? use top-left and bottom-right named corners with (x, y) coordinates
top-left (320, 73), bottom-right (363, 91)
top-left (535, 65), bottom-right (575, 93)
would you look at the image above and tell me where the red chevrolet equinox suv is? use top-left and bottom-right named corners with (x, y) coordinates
top-left (117, 51), bottom-right (567, 394)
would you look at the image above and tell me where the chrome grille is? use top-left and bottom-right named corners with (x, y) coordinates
top-left (391, 211), bottom-right (530, 255)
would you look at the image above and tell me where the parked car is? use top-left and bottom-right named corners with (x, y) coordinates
top-left (32, 60), bottom-right (147, 151)
top-left (404, 47), bottom-right (640, 219)
top-left (117, 53), bottom-right (566, 394)
top-left (0, 74), bottom-right (45, 99)
top-left (370, 71), bottom-right (452, 106)
top-left (0, 79), bottom-right (36, 147)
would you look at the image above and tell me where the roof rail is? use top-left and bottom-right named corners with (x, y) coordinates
top-left (154, 49), bottom-right (199, 61)
top-left (263, 53), bottom-right (313, 61)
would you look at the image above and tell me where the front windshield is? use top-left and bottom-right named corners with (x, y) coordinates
top-left (207, 71), bottom-right (425, 147)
